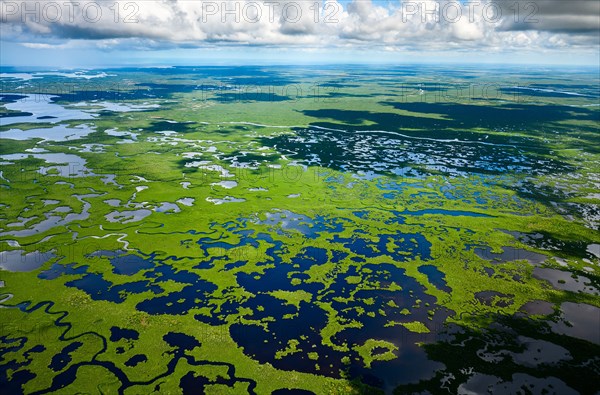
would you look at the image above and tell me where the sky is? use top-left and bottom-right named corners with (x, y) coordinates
top-left (1, 0), bottom-right (599, 67)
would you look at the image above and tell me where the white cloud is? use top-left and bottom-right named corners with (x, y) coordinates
top-left (0, 0), bottom-right (598, 53)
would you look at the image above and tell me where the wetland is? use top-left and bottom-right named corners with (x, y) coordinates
top-left (0, 65), bottom-right (599, 394)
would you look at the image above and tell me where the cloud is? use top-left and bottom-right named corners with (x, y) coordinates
top-left (0, 0), bottom-right (598, 52)
top-left (496, 0), bottom-right (600, 34)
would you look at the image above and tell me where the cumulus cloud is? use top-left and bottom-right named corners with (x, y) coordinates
top-left (0, 0), bottom-right (598, 52)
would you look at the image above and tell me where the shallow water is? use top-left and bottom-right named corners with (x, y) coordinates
top-left (1, 194), bottom-right (96, 237)
top-left (73, 101), bottom-right (159, 112)
top-left (105, 209), bottom-right (153, 224)
top-left (206, 196), bottom-right (246, 204)
top-left (0, 250), bottom-right (56, 272)
top-left (0, 94), bottom-right (94, 125)
top-left (551, 302), bottom-right (600, 345)
top-left (518, 300), bottom-right (554, 315)
top-left (155, 202), bottom-right (181, 213)
top-left (533, 267), bottom-right (598, 295)
top-left (0, 124), bottom-right (96, 141)
top-left (510, 336), bottom-right (572, 367)
top-left (176, 198), bottom-right (195, 207)
top-left (255, 210), bottom-right (344, 239)
top-left (474, 246), bottom-right (548, 265)
top-left (458, 373), bottom-right (578, 395)
top-left (211, 180), bottom-right (238, 189)
top-left (0, 152), bottom-right (93, 178)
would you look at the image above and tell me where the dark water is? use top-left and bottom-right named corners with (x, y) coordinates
top-left (418, 265), bottom-right (452, 292)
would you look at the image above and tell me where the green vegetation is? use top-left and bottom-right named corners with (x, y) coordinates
top-left (0, 66), bottom-right (599, 394)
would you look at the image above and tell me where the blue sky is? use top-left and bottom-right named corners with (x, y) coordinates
top-left (1, 0), bottom-right (599, 68)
